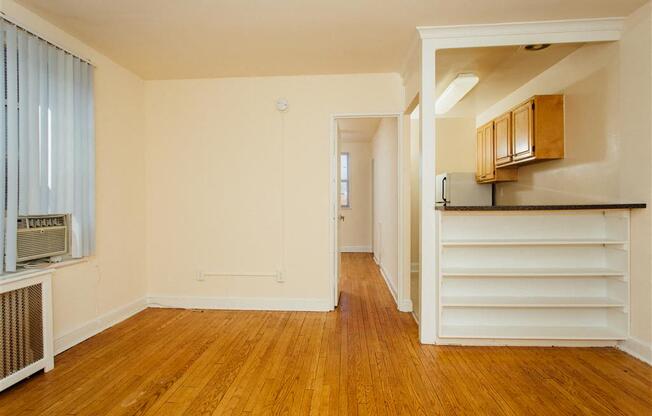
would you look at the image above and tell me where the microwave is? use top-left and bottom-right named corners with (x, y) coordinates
top-left (435, 172), bottom-right (492, 206)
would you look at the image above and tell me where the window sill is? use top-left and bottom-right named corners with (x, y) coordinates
top-left (0, 258), bottom-right (89, 284)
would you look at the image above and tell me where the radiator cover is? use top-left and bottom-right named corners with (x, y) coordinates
top-left (0, 272), bottom-right (54, 392)
top-left (0, 283), bottom-right (43, 379)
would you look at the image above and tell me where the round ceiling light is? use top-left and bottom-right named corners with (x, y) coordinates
top-left (524, 44), bottom-right (551, 51)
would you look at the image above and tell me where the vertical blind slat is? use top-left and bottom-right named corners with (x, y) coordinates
top-left (39, 39), bottom-right (49, 209)
top-left (0, 27), bottom-right (6, 272)
top-left (6, 23), bottom-right (20, 272)
top-left (0, 20), bottom-right (95, 270)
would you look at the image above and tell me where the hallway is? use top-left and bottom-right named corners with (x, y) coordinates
top-left (0, 253), bottom-right (650, 415)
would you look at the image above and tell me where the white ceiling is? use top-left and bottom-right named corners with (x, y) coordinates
top-left (338, 118), bottom-right (382, 143)
top-left (436, 43), bottom-right (585, 118)
top-left (15, 0), bottom-right (647, 80)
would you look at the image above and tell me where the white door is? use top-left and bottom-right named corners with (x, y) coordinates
top-left (333, 121), bottom-right (342, 307)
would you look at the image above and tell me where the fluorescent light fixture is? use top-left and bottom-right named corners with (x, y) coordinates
top-left (435, 73), bottom-right (479, 115)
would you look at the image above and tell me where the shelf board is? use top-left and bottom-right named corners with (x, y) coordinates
top-left (439, 325), bottom-right (626, 340)
top-left (441, 267), bottom-right (626, 278)
top-left (441, 238), bottom-right (627, 247)
top-left (441, 296), bottom-right (624, 308)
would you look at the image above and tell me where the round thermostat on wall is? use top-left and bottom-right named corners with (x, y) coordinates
top-left (276, 98), bottom-right (289, 112)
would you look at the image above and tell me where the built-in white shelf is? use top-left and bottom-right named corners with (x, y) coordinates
top-left (436, 209), bottom-right (631, 345)
top-left (441, 238), bottom-right (627, 247)
top-left (439, 325), bottom-right (627, 340)
top-left (441, 267), bottom-right (626, 278)
top-left (441, 296), bottom-right (624, 308)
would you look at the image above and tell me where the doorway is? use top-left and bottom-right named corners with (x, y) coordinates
top-left (330, 114), bottom-right (407, 310)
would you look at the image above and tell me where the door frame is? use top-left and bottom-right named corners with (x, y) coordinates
top-left (329, 112), bottom-right (410, 311)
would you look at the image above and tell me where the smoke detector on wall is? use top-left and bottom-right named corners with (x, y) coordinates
top-left (276, 98), bottom-right (289, 112)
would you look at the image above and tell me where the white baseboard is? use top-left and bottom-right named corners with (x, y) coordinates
top-left (147, 295), bottom-right (333, 312)
top-left (618, 337), bottom-right (652, 365)
top-left (436, 338), bottom-right (619, 347)
top-left (398, 299), bottom-right (413, 313)
top-left (341, 245), bottom-right (372, 253)
top-left (378, 264), bottom-right (398, 303)
top-left (54, 297), bottom-right (147, 355)
top-left (376, 263), bottom-right (413, 313)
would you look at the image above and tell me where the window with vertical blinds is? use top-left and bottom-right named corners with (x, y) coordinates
top-left (0, 19), bottom-right (95, 272)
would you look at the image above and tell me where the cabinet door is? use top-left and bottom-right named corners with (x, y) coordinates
top-left (512, 101), bottom-right (534, 161)
top-left (494, 112), bottom-right (512, 166)
top-left (476, 129), bottom-right (484, 181)
top-left (483, 124), bottom-right (495, 181)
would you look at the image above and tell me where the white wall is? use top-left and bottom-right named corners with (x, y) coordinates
top-left (409, 117), bottom-right (421, 319)
top-left (435, 117), bottom-right (477, 174)
top-left (483, 3), bottom-right (652, 361)
top-left (372, 118), bottom-right (400, 296)
top-left (1, 0), bottom-right (148, 352)
top-left (144, 74), bottom-right (404, 308)
top-left (340, 141), bottom-right (372, 252)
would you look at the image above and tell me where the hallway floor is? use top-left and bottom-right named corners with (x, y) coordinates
top-left (0, 253), bottom-right (650, 415)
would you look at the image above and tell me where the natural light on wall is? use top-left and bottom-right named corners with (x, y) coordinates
top-left (435, 73), bottom-right (479, 115)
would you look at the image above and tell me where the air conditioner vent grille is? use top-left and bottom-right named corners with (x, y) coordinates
top-left (0, 283), bottom-right (43, 379)
top-left (16, 215), bottom-right (69, 262)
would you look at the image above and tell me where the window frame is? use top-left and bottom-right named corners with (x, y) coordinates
top-left (340, 152), bottom-right (350, 209)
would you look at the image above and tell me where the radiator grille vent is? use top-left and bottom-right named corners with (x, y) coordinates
top-left (0, 284), bottom-right (43, 379)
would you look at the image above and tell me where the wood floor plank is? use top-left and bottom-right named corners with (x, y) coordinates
top-left (0, 253), bottom-right (650, 415)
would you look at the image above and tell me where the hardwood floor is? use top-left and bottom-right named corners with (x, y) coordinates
top-left (1, 253), bottom-right (650, 415)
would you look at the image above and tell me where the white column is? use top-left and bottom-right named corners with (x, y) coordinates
top-left (419, 39), bottom-right (437, 343)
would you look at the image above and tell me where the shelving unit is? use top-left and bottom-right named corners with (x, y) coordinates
top-left (439, 325), bottom-right (626, 340)
top-left (441, 267), bottom-right (626, 278)
top-left (441, 296), bottom-right (624, 308)
top-left (436, 209), bottom-right (631, 345)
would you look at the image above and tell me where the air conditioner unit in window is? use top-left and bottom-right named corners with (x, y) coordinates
top-left (16, 215), bottom-right (69, 263)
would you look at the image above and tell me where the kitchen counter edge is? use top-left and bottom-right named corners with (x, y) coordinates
top-left (435, 203), bottom-right (647, 211)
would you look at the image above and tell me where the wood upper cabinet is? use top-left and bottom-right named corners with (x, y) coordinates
top-left (477, 94), bottom-right (564, 182)
top-left (512, 100), bottom-right (534, 161)
top-left (494, 112), bottom-right (512, 166)
top-left (509, 95), bottom-right (564, 165)
top-left (476, 129), bottom-right (484, 181)
top-left (476, 122), bottom-right (517, 183)
top-left (482, 122), bottom-right (495, 181)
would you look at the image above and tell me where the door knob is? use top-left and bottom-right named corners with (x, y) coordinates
top-left (339, 215), bottom-right (345, 221)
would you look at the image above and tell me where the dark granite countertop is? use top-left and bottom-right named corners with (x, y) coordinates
top-left (435, 203), bottom-right (647, 211)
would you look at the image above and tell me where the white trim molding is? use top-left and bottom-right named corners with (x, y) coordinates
top-left (418, 18), bottom-right (624, 43)
top-left (147, 295), bottom-right (333, 312)
top-left (618, 337), bottom-right (652, 365)
top-left (378, 265), bottom-right (398, 303)
top-left (54, 297), bottom-right (147, 355)
top-left (399, 299), bottom-right (413, 313)
top-left (341, 245), bottom-right (372, 253)
top-left (330, 112), bottom-right (409, 314)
